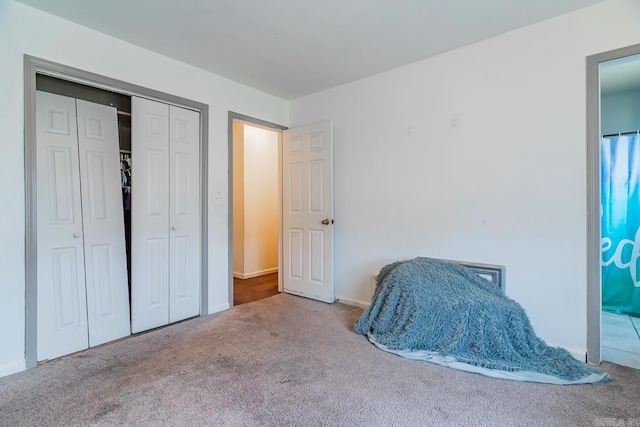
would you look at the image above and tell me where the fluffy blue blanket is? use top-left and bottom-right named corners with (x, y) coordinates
top-left (355, 258), bottom-right (608, 383)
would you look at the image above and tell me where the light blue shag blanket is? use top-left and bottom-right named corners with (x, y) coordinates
top-left (355, 258), bottom-right (610, 384)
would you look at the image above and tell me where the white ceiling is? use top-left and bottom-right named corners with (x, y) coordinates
top-left (16, 0), bottom-right (607, 100)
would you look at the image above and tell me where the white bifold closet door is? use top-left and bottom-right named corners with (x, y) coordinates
top-left (36, 91), bottom-right (130, 362)
top-left (131, 97), bottom-right (200, 333)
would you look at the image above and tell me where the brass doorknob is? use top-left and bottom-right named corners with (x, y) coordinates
top-left (321, 218), bottom-right (334, 225)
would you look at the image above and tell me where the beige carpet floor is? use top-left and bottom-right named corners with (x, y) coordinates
top-left (0, 294), bottom-right (638, 426)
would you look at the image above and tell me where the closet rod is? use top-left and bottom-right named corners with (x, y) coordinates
top-left (602, 130), bottom-right (640, 138)
top-left (117, 111), bottom-right (132, 117)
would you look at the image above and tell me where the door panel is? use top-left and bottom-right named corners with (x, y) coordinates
top-left (131, 99), bottom-right (201, 330)
top-left (289, 162), bottom-right (303, 213)
top-left (282, 121), bottom-right (334, 303)
top-left (48, 147), bottom-right (76, 223)
top-left (84, 151), bottom-right (108, 221)
top-left (146, 238), bottom-right (166, 305)
top-left (288, 228), bottom-right (304, 280)
top-left (146, 149), bottom-right (166, 215)
top-left (90, 244), bottom-right (115, 315)
top-left (169, 105), bottom-right (200, 322)
top-left (309, 229), bottom-right (325, 283)
top-left (76, 99), bottom-right (131, 346)
top-left (131, 97), bottom-right (170, 333)
top-left (51, 247), bottom-right (83, 328)
top-left (173, 236), bottom-right (189, 299)
top-left (309, 159), bottom-right (324, 212)
top-left (36, 91), bottom-right (89, 361)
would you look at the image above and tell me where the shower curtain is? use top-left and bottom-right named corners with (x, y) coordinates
top-left (601, 133), bottom-right (640, 317)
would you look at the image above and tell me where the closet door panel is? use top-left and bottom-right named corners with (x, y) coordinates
top-left (76, 99), bottom-right (131, 346)
top-left (131, 97), bottom-right (170, 333)
top-left (36, 91), bottom-right (89, 361)
top-left (169, 105), bottom-right (201, 323)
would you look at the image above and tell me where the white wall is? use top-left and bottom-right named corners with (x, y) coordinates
top-left (291, 0), bottom-right (640, 355)
top-left (601, 89), bottom-right (640, 134)
top-left (242, 125), bottom-right (279, 277)
top-left (0, 0), bottom-right (289, 377)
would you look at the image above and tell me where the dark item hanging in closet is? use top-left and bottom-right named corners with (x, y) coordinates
top-left (120, 153), bottom-right (132, 196)
top-left (120, 151), bottom-right (132, 295)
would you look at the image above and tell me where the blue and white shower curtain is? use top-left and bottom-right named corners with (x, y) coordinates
top-left (601, 133), bottom-right (640, 317)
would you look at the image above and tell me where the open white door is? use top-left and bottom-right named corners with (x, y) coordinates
top-left (76, 99), bottom-right (131, 346)
top-left (36, 91), bottom-right (89, 361)
top-left (282, 121), bottom-right (334, 303)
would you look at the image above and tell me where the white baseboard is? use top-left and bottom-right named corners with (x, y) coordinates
top-left (234, 268), bottom-right (278, 280)
top-left (0, 358), bottom-right (25, 378)
top-left (548, 343), bottom-right (585, 362)
top-left (335, 295), bottom-right (370, 309)
top-left (208, 302), bottom-right (230, 314)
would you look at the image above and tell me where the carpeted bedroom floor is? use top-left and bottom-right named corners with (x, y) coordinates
top-left (0, 294), bottom-right (638, 426)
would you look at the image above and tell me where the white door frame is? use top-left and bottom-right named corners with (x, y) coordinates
top-left (586, 42), bottom-right (640, 365)
top-left (24, 55), bottom-right (210, 368)
top-left (227, 112), bottom-right (287, 307)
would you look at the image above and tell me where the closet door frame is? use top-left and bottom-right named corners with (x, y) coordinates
top-left (24, 55), bottom-right (209, 368)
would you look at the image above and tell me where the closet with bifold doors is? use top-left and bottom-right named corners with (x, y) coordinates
top-left (130, 97), bottom-right (201, 333)
top-left (36, 90), bottom-right (130, 361)
top-left (35, 87), bottom-right (202, 361)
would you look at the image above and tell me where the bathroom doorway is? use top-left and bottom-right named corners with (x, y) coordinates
top-left (587, 43), bottom-right (640, 369)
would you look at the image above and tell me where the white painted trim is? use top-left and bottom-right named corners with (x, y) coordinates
top-left (586, 42), bottom-right (640, 366)
top-left (547, 343), bottom-right (586, 363)
top-left (335, 295), bottom-right (370, 309)
top-left (208, 303), bottom-right (230, 314)
top-left (0, 359), bottom-right (26, 377)
top-left (277, 131), bottom-right (283, 294)
top-left (233, 268), bottom-right (278, 280)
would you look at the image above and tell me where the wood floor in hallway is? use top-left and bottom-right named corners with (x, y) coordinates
top-left (233, 273), bottom-right (279, 306)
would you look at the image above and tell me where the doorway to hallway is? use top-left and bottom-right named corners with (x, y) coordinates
top-left (228, 112), bottom-right (287, 308)
top-left (233, 273), bottom-right (279, 305)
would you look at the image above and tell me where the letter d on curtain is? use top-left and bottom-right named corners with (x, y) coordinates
top-left (601, 134), bottom-right (640, 317)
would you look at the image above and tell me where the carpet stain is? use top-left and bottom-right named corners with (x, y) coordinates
top-left (269, 356), bottom-right (327, 386)
top-left (91, 402), bottom-right (121, 421)
top-left (213, 354), bottom-right (243, 371)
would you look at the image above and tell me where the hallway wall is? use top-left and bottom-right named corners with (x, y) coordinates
top-left (242, 125), bottom-right (279, 277)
